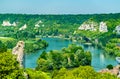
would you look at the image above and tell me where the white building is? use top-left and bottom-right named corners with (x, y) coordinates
top-left (99, 22), bottom-right (108, 32)
top-left (19, 24), bottom-right (27, 31)
top-left (114, 26), bottom-right (120, 35)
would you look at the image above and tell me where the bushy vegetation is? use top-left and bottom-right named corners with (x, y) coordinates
top-left (0, 37), bottom-right (17, 49)
top-left (105, 38), bottom-right (120, 56)
top-left (36, 44), bottom-right (91, 71)
top-left (0, 41), bottom-right (7, 53)
top-left (0, 51), bottom-right (25, 79)
top-left (106, 64), bottom-right (113, 70)
top-left (25, 38), bottom-right (48, 53)
top-left (26, 69), bottom-right (50, 79)
top-left (52, 66), bottom-right (117, 79)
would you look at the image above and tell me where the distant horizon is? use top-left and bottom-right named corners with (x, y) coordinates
top-left (0, 0), bottom-right (120, 14)
top-left (0, 12), bottom-right (120, 15)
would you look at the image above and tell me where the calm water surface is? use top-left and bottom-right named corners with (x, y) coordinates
top-left (25, 37), bottom-right (117, 71)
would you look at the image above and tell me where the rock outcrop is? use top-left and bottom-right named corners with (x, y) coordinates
top-left (34, 20), bottom-right (43, 29)
top-left (78, 21), bottom-right (108, 32)
top-left (99, 22), bottom-right (108, 32)
top-left (78, 21), bottom-right (97, 31)
top-left (114, 26), bottom-right (120, 35)
top-left (2, 21), bottom-right (17, 26)
top-left (12, 41), bottom-right (25, 67)
top-left (19, 24), bottom-right (27, 31)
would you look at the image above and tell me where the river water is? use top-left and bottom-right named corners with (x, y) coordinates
top-left (25, 37), bottom-right (117, 71)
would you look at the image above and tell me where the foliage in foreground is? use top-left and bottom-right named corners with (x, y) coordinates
top-left (36, 44), bottom-right (91, 71)
top-left (52, 66), bottom-right (118, 79)
top-left (24, 66), bottom-right (118, 79)
top-left (0, 51), bottom-right (25, 79)
top-left (0, 43), bottom-right (118, 79)
top-left (26, 69), bottom-right (50, 79)
top-left (105, 38), bottom-right (120, 56)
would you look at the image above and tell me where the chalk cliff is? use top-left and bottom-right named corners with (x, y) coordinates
top-left (12, 41), bottom-right (25, 67)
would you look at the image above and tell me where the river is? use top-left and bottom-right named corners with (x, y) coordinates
top-left (25, 37), bottom-right (117, 71)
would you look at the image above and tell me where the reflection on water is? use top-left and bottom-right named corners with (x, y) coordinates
top-left (25, 37), bottom-right (117, 71)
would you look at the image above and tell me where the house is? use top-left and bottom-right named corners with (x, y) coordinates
top-left (99, 22), bottom-right (108, 32)
top-left (114, 26), bottom-right (120, 35)
top-left (19, 24), bottom-right (27, 31)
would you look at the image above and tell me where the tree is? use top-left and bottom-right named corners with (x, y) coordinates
top-left (0, 51), bottom-right (25, 79)
top-left (0, 41), bottom-right (7, 53)
top-left (36, 44), bottom-right (92, 71)
top-left (26, 69), bottom-right (50, 79)
top-left (52, 66), bottom-right (117, 79)
top-left (106, 64), bottom-right (113, 70)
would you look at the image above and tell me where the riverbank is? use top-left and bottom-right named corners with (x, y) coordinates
top-left (0, 36), bottom-right (48, 53)
top-left (24, 38), bottom-right (48, 53)
top-left (37, 35), bottom-right (103, 47)
top-left (25, 37), bottom-right (118, 71)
